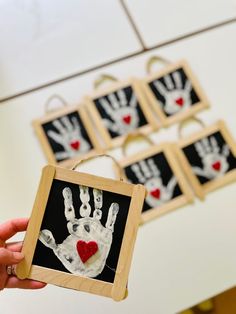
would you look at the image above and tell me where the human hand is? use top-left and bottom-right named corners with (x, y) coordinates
top-left (0, 218), bottom-right (46, 290)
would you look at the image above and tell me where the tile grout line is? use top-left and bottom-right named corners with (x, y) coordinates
top-left (0, 17), bottom-right (235, 105)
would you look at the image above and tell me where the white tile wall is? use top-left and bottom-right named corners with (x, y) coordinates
top-left (0, 0), bottom-right (141, 99)
top-left (125, 0), bottom-right (236, 47)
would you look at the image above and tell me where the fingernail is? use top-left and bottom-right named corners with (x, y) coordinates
top-left (13, 252), bottom-right (24, 260)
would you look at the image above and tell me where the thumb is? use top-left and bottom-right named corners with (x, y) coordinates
top-left (0, 248), bottom-right (24, 265)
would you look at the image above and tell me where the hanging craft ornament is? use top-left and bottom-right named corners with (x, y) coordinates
top-left (85, 72), bottom-right (159, 149)
top-left (118, 131), bottom-right (193, 224)
top-left (173, 118), bottom-right (236, 200)
top-left (140, 55), bottom-right (210, 127)
top-left (16, 155), bottom-right (146, 301)
top-left (32, 94), bottom-right (103, 168)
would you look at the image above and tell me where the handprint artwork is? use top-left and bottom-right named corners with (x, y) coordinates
top-left (149, 68), bottom-right (200, 117)
top-left (94, 86), bottom-right (148, 138)
top-left (124, 153), bottom-right (182, 212)
top-left (42, 112), bottom-right (92, 162)
top-left (193, 137), bottom-right (229, 179)
top-left (182, 132), bottom-right (236, 185)
top-left (38, 185), bottom-right (119, 278)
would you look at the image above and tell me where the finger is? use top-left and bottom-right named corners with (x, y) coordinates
top-left (47, 130), bottom-right (64, 145)
top-left (163, 74), bottom-right (174, 90)
top-left (98, 98), bottom-right (115, 119)
top-left (0, 247), bottom-right (24, 265)
top-left (0, 218), bottom-right (28, 242)
top-left (52, 119), bottom-right (67, 135)
top-left (129, 92), bottom-right (137, 108)
top-left (153, 80), bottom-right (167, 97)
top-left (61, 116), bottom-right (73, 132)
top-left (117, 89), bottom-right (127, 107)
top-left (108, 93), bottom-right (120, 110)
top-left (6, 277), bottom-right (47, 289)
top-left (173, 71), bottom-right (182, 90)
top-left (71, 116), bottom-right (81, 133)
top-left (6, 242), bottom-right (23, 253)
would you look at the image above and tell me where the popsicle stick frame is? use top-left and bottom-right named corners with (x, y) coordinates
top-left (173, 120), bottom-right (236, 200)
top-left (16, 165), bottom-right (146, 301)
top-left (140, 59), bottom-right (210, 127)
top-left (85, 79), bottom-right (159, 149)
top-left (33, 105), bottom-right (103, 167)
top-left (118, 142), bottom-right (193, 224)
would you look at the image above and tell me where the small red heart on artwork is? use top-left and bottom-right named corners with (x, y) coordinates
top-left (123, 115), bottom-right (131, 124)
top-left (175, 97), bottom-right (184, 106)
top-left (76, 240), bottom-right (98, 263)
top-left (212, 161), bottom-right (221, 171)
top-left (70, 140), bottom-right (80, 150)
top-left (150, 188), bottom-right (161, 199)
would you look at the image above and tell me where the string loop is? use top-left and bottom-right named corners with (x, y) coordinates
top-left (72, 153), bottom-right (124, 181)
top-left (94, 74), bottom-right (118, 89)
top-left (45, 94), bottom-right (67, 113)
top-left (122, 131), bottom-right (154, 157)
top-left (146, 55), bottom-right (171, 74)
top-left (178, 117), bottom-right (205, 139)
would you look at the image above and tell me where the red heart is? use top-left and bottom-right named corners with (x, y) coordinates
top-left (123, 115), bottom-right (131, 124)
top-left (76, 240), bottom-right (98, 263)
top-left (70, 140), bottom-right (80, 150)
top-left (175, 97), bottom-right (184, 106)
top-left (150, 188), bottom-right (161, 199)
top-left (212, 161), bottom-right (221, 171)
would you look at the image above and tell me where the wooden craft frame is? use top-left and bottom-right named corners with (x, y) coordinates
top-left (173, 120), bottom-right (236, 200)
top-left (140, 59), bottom-right (210, 127)
top-left (117, 143), bottom-right (194, 224)
top-left (85, 78), bottom-right (159, 149)
top-left (32, 105), bottom-right (103, 167)
top-left (16, 165), bottom-right (146, 301)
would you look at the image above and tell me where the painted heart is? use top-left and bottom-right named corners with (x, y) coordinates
top-left (76, 240), bottom-right (98, 263)
top-left (150, 188), bottom-right (161, 199)
top-left (70, 140), bottom-right (80, 150)
top-left (212, 161), bottom-right (221, 171)
top-left (122, 115), bottom-right (131, 124)
top-left (175, 97), bottom-right (184, 107)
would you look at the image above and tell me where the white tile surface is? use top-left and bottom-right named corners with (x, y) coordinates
top-left (0, 23), bottom-right (236, 314)
top-left (0, 0), bottom-right (141, 99)
top-left (125, 0), bottom-right (236, 47)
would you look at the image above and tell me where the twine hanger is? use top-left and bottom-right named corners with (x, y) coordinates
top-left (72, 153), bottom-right (125, 181)
top-left (122, 131), bottom-right (154, 157)
top-left (146, 55), bottom-right (171, 75)
top-left (178, 116), bottom-right (206, 139)
top-left (93, 74), bottom-right (118, 89)
top-left (44, 94), bottom-right (68, 113)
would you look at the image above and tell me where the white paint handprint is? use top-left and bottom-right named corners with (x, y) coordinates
top-left (193, 136), bottom-right (230, 180)
top-left (130, 158), bottom-right (177, 208)
top-left (39, 186), bottom-right (119, 278)
top-left (97, 87), bottom-right (140, 136)
top-left (153, 70), bottom-right (192, 115)
top-left (47, 115), bottom-right (91, 161)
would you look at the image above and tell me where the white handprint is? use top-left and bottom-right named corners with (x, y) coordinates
top-left (130, 158), bottom-right (177, 208)
top-left (153, 70), bottom-right (192, 115)
top-left (193, 136), bottom-right (230, 180)
top-left (98, 88), bottom-right (140, 136)
top-left (39, 186), bottom-right (119, 278)
top-left (47, 115), bottom-right (91, 161)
